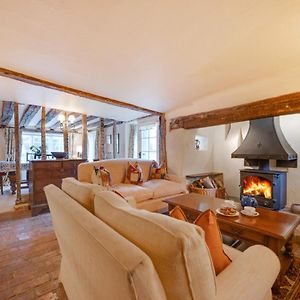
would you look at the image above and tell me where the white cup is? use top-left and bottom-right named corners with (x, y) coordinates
top-left (244, 206), bottom-right (256, 215)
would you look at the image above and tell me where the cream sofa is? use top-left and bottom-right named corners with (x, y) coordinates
top-left (44, 180), bottom-right (280, 300)
top-left (78, 158), bottom-right (187, 211)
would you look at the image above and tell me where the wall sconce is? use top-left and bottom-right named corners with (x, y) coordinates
top-left (58, 113), bottom-right (75, 129)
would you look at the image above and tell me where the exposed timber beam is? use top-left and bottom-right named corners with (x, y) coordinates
top-left (41, 107), bottom-right (46, 160)
top-left (0, 67), bottom-right (162, 115)
top-left (71, 115), bottom-right (98, 128)
top-left (169, 91), bottom-right (300, 130)
top-left (36, 108), bottom-right (60, 128)
top-left (23, 128), bottom-right (63, 134)
top-left (112, 121), bottom-right (117, 159)
top-left (159, 114), bottom-right (167, 166)
top-left (14, 102), bottom-right (21, 204)
top-left (1, 101), bottom-right (14, 126)
top-left (104, 121), bottom-right (124, 128)
top-left (49, 120), bottom-right (62, 130)
top-left (20, 105), bottom-right (40, 127)
top-left (97, 118), bottom-right (105, 160)
top-left (63, 112), bottom-right (69, 155)
top-left (82, 114), bottom-right (88, 160)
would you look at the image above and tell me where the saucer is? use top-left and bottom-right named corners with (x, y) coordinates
top-left (241, 210), bottom-right (259, 217)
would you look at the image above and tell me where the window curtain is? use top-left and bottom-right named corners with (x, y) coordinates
top-left (4, 127), bottom-right (15, 161)
top-left (128, 124), bottom-right (137, 158)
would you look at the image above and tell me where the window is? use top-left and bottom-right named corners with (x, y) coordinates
top-left (21, 131), bottom-right (64, 162)
top-left (138, 123), bottom-right (158, 161)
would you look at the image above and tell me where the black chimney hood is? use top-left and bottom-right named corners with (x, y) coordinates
top-left (231, 117), bottom-right (297, 168)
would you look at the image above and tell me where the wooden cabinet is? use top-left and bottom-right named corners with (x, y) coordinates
top-left (29, 159), bottom-right (86, 216)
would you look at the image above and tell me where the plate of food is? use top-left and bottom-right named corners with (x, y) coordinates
top-left (216, 207), bottom-right (239, 217)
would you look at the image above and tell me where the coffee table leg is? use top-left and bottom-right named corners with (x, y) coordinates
top-left (284, 235), bottom-right (294, 260)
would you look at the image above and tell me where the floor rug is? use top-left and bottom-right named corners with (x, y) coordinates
top-left (273, 258), bottom-right (300, 300)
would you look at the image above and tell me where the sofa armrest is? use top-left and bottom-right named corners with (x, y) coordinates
top-left (216, 245), bottom-right (280, 300)
top-left (124, 196), bottom-right (137, 208)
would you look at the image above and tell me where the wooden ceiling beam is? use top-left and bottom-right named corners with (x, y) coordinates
top-left (169, 91), bottom-right (300, 130)
top-left (1, 101), bottom-right (14, 126)
top-left (20, 105), bottom-right (41, 128)
top-left (36, 108), bottom-right (60, 128)
top-left (0, 67), bottom-right (162, 116)
top-left (71, 115), bottom-right (98, 128)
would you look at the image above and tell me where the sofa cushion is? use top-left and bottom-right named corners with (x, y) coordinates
top-left (62, 177), bottom-right (106, 213)
top-left (113, 183), bottom-right (153, 203)
top-left (142, 179), bottom-right (186, 198)
top-left (94, 191), bottom-right (216, 300)
top-left (91, 166), bottom-right (112, 187)
top-left (150, 161), bottom-right (169, 180)
top-left (124, 162), bottom-right (143, 184)
top-left (194, 210), bottom-right (231, 275)
top-left (169, 205), bottom-right (187, 221)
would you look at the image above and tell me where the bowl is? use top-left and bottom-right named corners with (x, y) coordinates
top-left (51, 152), bottom-right (68, 159)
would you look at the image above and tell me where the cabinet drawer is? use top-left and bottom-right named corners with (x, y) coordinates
top-left (219, 222), bottom-right (264, 244)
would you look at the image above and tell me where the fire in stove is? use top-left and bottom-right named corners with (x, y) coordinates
top-left (243, 176), bottom-right (272, 199)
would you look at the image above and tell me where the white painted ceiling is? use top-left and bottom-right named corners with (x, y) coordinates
top-left (0, 1), bottom-right (300, 115)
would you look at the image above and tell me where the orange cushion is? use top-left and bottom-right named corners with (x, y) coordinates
top-left (169, 206), bottom-right (187, 221)
top-left (194, 209), bottom-right (231, 274)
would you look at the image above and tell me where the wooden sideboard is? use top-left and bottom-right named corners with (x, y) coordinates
top-left (29, 159), bottom-right (86, 216)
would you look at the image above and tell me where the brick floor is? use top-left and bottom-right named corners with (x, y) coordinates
top-left (0, 212), bottom-right (299, 300)
top-left (0, 213), bottom-right (67, 300)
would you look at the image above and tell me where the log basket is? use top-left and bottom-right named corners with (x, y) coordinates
top-left (190, 185), bottom-right (226, 199)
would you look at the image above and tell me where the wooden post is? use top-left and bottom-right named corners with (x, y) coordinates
top-left (14, 102), bottom-right (22, 204)
top-left (63, 112), bottom-right (69, 156)
top-left (159, 114), bottom-right (167, 167)
top-left (112, 121), bottom-right (117, 159)
top-left (96, 118), bottom-right (105, 160)
top-left (82, 114), bottom-right (88, 160)
top-left (41, 106), bottom-right (46, 160)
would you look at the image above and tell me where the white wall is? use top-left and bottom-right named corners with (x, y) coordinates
top-left (167, 114), bottom-right (300, 207)
top-left (212, 122), bottom-right (248, 198)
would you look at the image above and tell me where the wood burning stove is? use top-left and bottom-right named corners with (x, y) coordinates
top-left (240, 168), bottom-right (287, 210)
top-left (231, 117), bottom-right (297, 210)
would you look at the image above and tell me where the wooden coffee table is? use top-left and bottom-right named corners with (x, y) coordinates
top-left (164, 193), bottom-right (300, 279)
